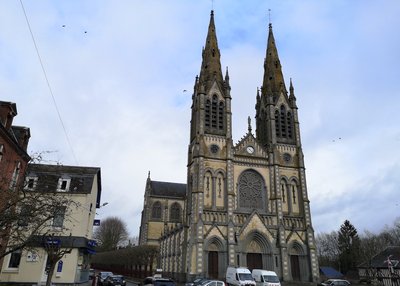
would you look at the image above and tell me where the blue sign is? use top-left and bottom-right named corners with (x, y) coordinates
top-left (45, 238), bottom-right (61, 246)
top-left (87, 240), bottom-right (97, 248)
top-left (93, 219), bottom-right (100, 226)
top-left (57, 260), bottom-right (63, 273)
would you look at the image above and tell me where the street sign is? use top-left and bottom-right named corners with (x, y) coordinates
top-left (57, 260), bottom-right (63, 273)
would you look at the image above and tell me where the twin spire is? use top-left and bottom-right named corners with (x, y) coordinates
top-left (198, 10), bottom-right (224, 93)
top-left (198, 11), bottom-right (290, 100)
top-left (261, 23), bottom-right (287, 97)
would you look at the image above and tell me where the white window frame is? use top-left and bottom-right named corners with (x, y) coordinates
top-left (24, 176), bottom-right (38, 191)
top-left (6, 249), bottom-right (22, 270)
top-left (57, 177), bottom-right (71, 192)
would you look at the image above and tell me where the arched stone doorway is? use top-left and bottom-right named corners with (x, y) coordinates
top-left (288, 241), bottom-right (309, 281)
top-left (243, 231), bottom-right (273, 271)
top-left (205, 236), bottom-right (226, 280)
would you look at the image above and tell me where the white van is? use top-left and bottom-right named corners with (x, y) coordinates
top-left (226, 266), bottom-right (256, 286)
top-left (251, 269), bottom-right (280, 286)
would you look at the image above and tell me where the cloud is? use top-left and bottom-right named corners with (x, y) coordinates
top-left (2, 1), bottom-right (400, 236)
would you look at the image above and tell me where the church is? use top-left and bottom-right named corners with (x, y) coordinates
top-left (138, 11), bottom-right (319, 283)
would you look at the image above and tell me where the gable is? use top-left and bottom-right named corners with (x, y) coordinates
top-left (234, 132), bottom-right (268, 159)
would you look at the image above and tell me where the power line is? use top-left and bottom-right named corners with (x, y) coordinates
top-left (19, 0), bottom-right (79, 165)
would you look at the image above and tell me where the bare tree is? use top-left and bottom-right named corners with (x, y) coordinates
top-left (0, 154), bottom-right (79, 260)
top-left (316, 231), bottom-right (340, 268)
top-left (94, 216), bottom-right (129, 251)
top-left (359, 230), bottom-right (387, 267)
top-left (42, 234), bottom-right (74, 286)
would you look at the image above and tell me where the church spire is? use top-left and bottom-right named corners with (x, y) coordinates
top-left (261, 23), bottom-right (286, 97)
top-left (198, 10), bottom-right (224, 93)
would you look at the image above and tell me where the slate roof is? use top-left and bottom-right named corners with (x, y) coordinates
top-left (27, 163), bottom-right (101, 195)
top-left (359, 246), bottom-right (400, 268)
top-left (320, 266), bottom-right (344, 278)
top-left (150, 180), bottom-right (186, 198)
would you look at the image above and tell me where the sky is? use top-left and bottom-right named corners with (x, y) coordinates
top-left (1, 0), bottom-right (400, 238)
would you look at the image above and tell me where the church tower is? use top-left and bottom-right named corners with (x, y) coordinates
top-left (186, 10), bottom-right (234, 278)
top-left (254, 23), bottom-right (319, 282)
top-left (154, 11), bottom-right (319, 283)
top-left (255, 23), bottom-right (298, 148)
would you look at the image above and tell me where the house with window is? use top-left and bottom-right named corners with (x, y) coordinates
top-left (358, 246), bottom-right (400, 285)
top-left (0, 101), bottom-right (30, 272)
top-left (0, 163), bottom-right (102, 285)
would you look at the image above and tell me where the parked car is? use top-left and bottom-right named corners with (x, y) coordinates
top-left (199, 280), bottom-right (225, 286)
top-left (97, 271), bottom-right (114, 286)
top-left (252, 269), bottom-right (280, 286)
top-left (104, 275), bottom-right (127, 286)
top-left (185, 278), bottom-right (208, 286)
top-left (226, 266), bottom-right (256, 286)
top-left (143, 277), bottom-right (176, 286)
top-left (319, 279), bottom-right (350, 286)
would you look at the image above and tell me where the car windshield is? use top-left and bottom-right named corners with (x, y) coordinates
top-left (154, 281), bottom-right (176, 286)
top-left (263, 275), bottom-right (279, 283)
top-left (239, 273), bottom-right (253, 281)
top-left (101, 272), bottom-right (112, 278)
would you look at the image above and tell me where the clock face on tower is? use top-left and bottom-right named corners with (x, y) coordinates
top-left (246, 146), bottom-right (255, 154)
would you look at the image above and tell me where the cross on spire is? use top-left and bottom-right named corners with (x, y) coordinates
top-left (268, 9), bottom-right (271, 24)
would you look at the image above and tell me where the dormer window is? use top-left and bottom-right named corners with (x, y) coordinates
top-left (25, 176), bottom-right (38, 191)
top-left (57, 177), bottom-right (71, 192)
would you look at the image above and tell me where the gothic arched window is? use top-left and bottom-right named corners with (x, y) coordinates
top-left (218, 102), bottom-right (224, 130)
top-left (205, 100), bottom-right (211, 127)
top-left (291, 182), bottom-right (298, 204)
top-left (211, 95), bottom-right (218, 128)
top-left (206, 94), bottom-right (225, 132)
top-left (151, 201), bottom-right (162, 219)
top-left (238, 170), bottom-right (265, 211)
top-left (216, 172), bottom-right (225, 208)
top-left (280, 105), bottom-right (287, 138)
top-left (170, 202), bottom-right (181, 222)
top-left (281, 180), bottom-right (286, 203)
top-left (275, 110), bottom-right (280, 137)
top-left (287, 112), bottom-right (293, 139)
top-left (204, 171), bottom-right (213, 208)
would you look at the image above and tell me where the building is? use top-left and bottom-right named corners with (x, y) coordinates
top-left (0, 163), bottom-right (102, 285)
top-left (358, 246), bottom-right (400, 285)
top-left (139, 11), bottom-right (319, 282)
top-left (0, 101), bottom-right (31, 272)
top-left (139, 172), bottom-right (186, 246)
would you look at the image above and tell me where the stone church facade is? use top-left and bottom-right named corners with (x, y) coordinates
top-left (139, 11), bottom-right (319, 283)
